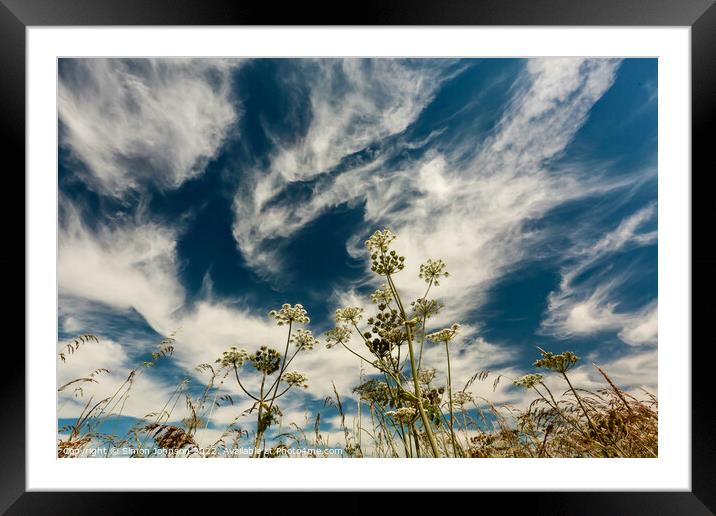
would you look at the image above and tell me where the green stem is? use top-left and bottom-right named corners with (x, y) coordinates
top-left (385, 269), bottom-right (441, 458)
top-left (445, 340), bottom-right (459, 457)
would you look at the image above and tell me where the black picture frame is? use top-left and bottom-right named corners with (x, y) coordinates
top-left (4, 0), bottom-right (714, 513)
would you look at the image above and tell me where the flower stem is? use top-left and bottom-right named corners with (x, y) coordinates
top-left (445, 340), bottom-right (459, 457)
top-left (385, 270), bottom-right (441, 457)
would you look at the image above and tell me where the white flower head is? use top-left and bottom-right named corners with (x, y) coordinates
top-left (426, 323), bottom-right (461, 344)
top-left (217, 346), bottom-right (248, 367)
top-left (290, 328), bottom-right (319, 350)
top-left (370, 284), bottom-right (393, 305)
top-left (385, 407), bottom-right (417, 424)
top-left (282, 371), bottom-right (309, 389)
top-left (513, 373), bottom-right (544, 389)
top-left (365, 229), bottom-right (397, 253)
top-left (419, 258), bottom-right (450, 286)
top-left (335, 306), bottom-right (364, 325)
top-left (324, 326), bottom-right (352, 348)
top-left (269, 303), bottom-right (310, 326)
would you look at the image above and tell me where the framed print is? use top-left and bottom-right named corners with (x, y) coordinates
top-left (5, 0), bottom-right (715, 512)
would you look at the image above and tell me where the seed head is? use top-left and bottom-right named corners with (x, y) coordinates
top-left (249, 346), bottom-right (282, 375)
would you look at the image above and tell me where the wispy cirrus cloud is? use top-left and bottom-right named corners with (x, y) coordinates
top-left (540, 204), bottom-right (657, 345)
top-left (59, 58), bottom-right (241, 196)
top-left (233, 59), bottom-right (628, 319)
top-left (232, 59), bottom-right (458, 277)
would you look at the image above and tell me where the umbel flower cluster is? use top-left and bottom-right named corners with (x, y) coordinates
top-left (250, 346), bottom-right (282, 375)
top-left (426, 324), bottom-right (461, 344)
top-left (325, 227), bottom-right (465, 458)
top-left (335, 307), bottom-right (364, 325)
top-left (269, 303), bottom-right (310, 326)
top-left (290, 329), bottom-right (319, 350)
top-left (282, 371), bottom-right (309, 388)
top-left (512, 373), bottom-right (544, 389)
top-left (419, 258), bottom-right (450, 285)
top-left (324, 326), bottom-right (352, 348)
top-left (366, 230), bottom-right (405, 275)
top-left (386, 407), bottom-right (417, 424)
top-left (217, 346), bottom-right (248, 368)
top-left (534, 350), bottom-right (579, 373)
top-left (370, 284), bottom-right (393, 305)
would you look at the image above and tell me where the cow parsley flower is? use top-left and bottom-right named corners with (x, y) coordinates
top-left (512, 373), bottom-right (544, 389)
top-left (290, 329), bottom-right (319, 350)
top-left (453, 390), bottom-right (473, 406)
top-left (385, 407), bottom-right (417, 424)
top-left (282, 371), bottom-right (309, 389)
top-left (268, 303), bottom-right (310, 326)
top-left (324, 326), bottom-right (352, 349)
top-left (364, 229), bottom-right (397, 253)
top-left (426, 323), bottom-right (461, 344)
top-left (534, 351), bottom-right (579, 373)
top-left (370, 284), bottom-right (393, 305)
top-left (418, 367), bottom-right (437, 385)
top-left (335, 306), bottom-right (364, 325)
top-left (410, 298), bottom-right (444, 320)
top-left (249, 346), bottom-right (282, 375)
top-left (419, 258), bottom-right (450, 286)
top-left (217, 346), bottom-right (248, 368)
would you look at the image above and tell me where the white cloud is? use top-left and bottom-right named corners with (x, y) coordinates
top-left (232, 59), bottom-right (457, 276)
top-left (58, 203), bottom-right (184, 333)
top-left (234, 59), bottom-right (628, 327)
top-left (541, 205), bottom-right (658, 345)
top-left (59, 58), bottom-right (241, 196)
top-left (57, 337), bottom-right (177, 420)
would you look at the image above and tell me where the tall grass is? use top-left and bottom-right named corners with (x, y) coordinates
top-left (57, 228), bottom-right (657, 458)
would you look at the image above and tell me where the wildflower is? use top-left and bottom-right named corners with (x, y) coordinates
top-left (385, 407), bottom-right (417, 424)
top-left (249, 346), bottom-right (282, 375)
top-left (354, 379), bottom-right (391, 406)
top-left (290, 329), bottom-right (319, 350)
top-left (419, 258), bottom-right (450, 286)
top-left (534, 350), bottom-right (579, 373)
top-left (282, 371), bottom-right (309, 389)
top-left (426, 323), bottom-right (461, 344)
top-left (418, 367), bottom-right (437, 385)
top-left (370, 284), bottom-right (393, 305)
top-left (268, 303), bottom-right (310, 326)
top-left (335, 306), bottom-right (364, 325)
top-left (364, 229), bottom-right (397, 253)
top-left (512, 373), bottom-right (544, 389)
top-left (410, 298), bottom-right (443, 320)
top-left (324, 326), bottom-right (352, 348)
top-left (217, 346), bottom-right (249, 368)
top-left (365, 230), bottom-right (405, 275)
top-left (453, 390), bottom-right (473, 406)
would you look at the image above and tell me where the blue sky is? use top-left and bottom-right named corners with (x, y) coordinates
top-left (57, 58), bottom-right (657, 450)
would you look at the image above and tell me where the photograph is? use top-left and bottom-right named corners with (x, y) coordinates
top-left (56, 57), bottom-right (658, 459)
